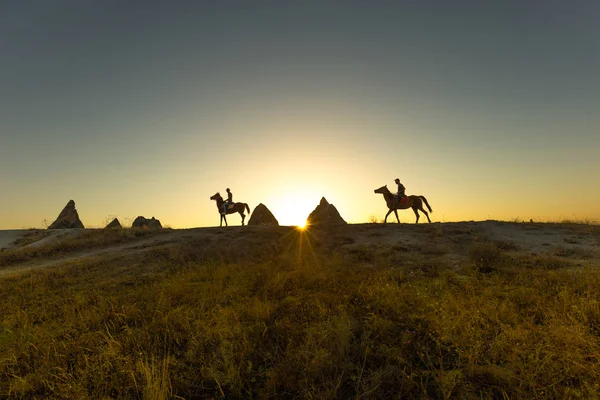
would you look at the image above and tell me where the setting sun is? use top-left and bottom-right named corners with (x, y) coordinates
top-left (270, 193), bottom-right (315, 227)
top-left (298, 220), bottom-right (310, 229)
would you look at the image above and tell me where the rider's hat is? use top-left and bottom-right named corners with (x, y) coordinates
top-left (226, 188), bottom-right (230, 191)
top-left (394, 178), bottom-right (400, 182)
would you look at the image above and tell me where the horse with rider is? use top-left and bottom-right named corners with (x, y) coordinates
top-left (374, 177), bottom-right (433, 223)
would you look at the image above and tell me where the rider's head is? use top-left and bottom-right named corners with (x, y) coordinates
top-left (226, 188), bottom-right (230, 192)
top-left (394, 178), bottom-right (400, 183)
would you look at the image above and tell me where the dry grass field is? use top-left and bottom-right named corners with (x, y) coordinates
top-left (1, 221), bottom-right (599, 399)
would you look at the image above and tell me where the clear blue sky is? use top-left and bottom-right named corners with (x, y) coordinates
top-left (2, 1), bottom-right (599, 228)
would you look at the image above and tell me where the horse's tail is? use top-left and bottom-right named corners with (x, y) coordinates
top-left (245, 203), bottom-right (250, 214)
top-left (419, 196), bottom-right (433, 212)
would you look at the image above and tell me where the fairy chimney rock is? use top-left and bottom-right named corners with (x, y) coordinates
top-left (248, 203), bottom-right (279, 226)
top-left (306, 197), bottom-right (347, 227)
top-left (105, 218), bottom-right (122, 229)
top-left (132, 216), bottom-right (162, 229)
top-left (48, 200), bottom-right (85, 229)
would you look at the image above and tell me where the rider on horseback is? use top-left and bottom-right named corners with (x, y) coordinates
top-left (394, 178), bottom-right (406, 207)
top-left (221, 188), bottom-right (233, 215)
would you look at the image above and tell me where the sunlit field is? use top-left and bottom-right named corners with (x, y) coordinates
top-left (1, 223), bottom-right (599, 399)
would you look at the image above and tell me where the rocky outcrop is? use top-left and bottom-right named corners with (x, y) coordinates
top-left (306, 197), bottom-right (347, 227)
top-left (248, 203), bottom-right (279, 226)
top-left (105, 218), bottom-right (122, 229)
top-left (132, 216), bottom-right (162, 229)
top-left (48, 200), bottom-right (85, 229)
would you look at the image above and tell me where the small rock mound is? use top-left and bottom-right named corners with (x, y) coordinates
top-left (48, 200), bottom-right (85, 229)
top-left (306, 197), bottom-right (347, 227)
top-left (248, 204), bottom-right (279, 226)
top-left (105, 218), bottom-right (122, 229)
top-left (132, 216), bottom-right (162, 229)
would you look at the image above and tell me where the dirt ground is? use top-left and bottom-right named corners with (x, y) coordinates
top-left (1, 221), bottom-right (598, 277)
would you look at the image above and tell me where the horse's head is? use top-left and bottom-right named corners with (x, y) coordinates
top-left (374, 185), bottom-right (390, 194)
top-left (210, 192), bottom-right (222, 201)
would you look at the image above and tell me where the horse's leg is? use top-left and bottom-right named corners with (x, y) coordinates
top-left (419, 206), bottom-right (431, 223)
top-left (394, 209), bottom-right (400, 223)
top-left (224, 214), bottom-right (228, 227)
top-left (241, 211), bottom-right (245, 226)
top-left (412, 207), bottom-right (420, 223)
top-left (220, 214), bottom-right (223, 227)
top-left (384, 209), bottom-right (393, 223)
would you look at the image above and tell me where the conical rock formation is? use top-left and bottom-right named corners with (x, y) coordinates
top-left (132, 216), bottom-right (162, 229)
top-left (105, 218), bottom-right (122, 229)
top-left (248, 203), bottom-right (279, 226)
top-left (306, 197), bottom-right (347, 227)
top-left (48, 200), bottom-right (85, 229)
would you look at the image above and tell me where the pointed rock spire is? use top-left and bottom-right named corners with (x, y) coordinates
top-left (48, 200), bottom-right (85, 229)
top-left (105, 218), bottom-right (122, 229)
top-left (306, 197), bottom-right (347, 227)
top-left (248, 203), bottom-right (279, 226)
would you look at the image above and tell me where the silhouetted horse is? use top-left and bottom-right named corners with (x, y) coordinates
top-left (210, 193), bottom-right (251, 227)
top-left (374, 185), bottom-right (433, 223)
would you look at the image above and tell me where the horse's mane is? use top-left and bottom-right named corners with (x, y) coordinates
top-left (377, 185), bottom-right (392, 195)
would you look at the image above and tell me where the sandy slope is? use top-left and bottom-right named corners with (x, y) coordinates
top-left (1, 221), bottom-right (598, 277)
top-left (0, 229), bottom-right (86, 251)
top-left (0, 230), bottom-right (27, 250)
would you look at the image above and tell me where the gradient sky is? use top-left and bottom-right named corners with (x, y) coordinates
top-left (2, 1), bottom-right (599, 229)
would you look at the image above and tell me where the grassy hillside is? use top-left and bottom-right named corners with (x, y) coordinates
top-left (0, 228), bottom-right (167, 268)
top-left (1, 225), bottom-right (599, 399)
